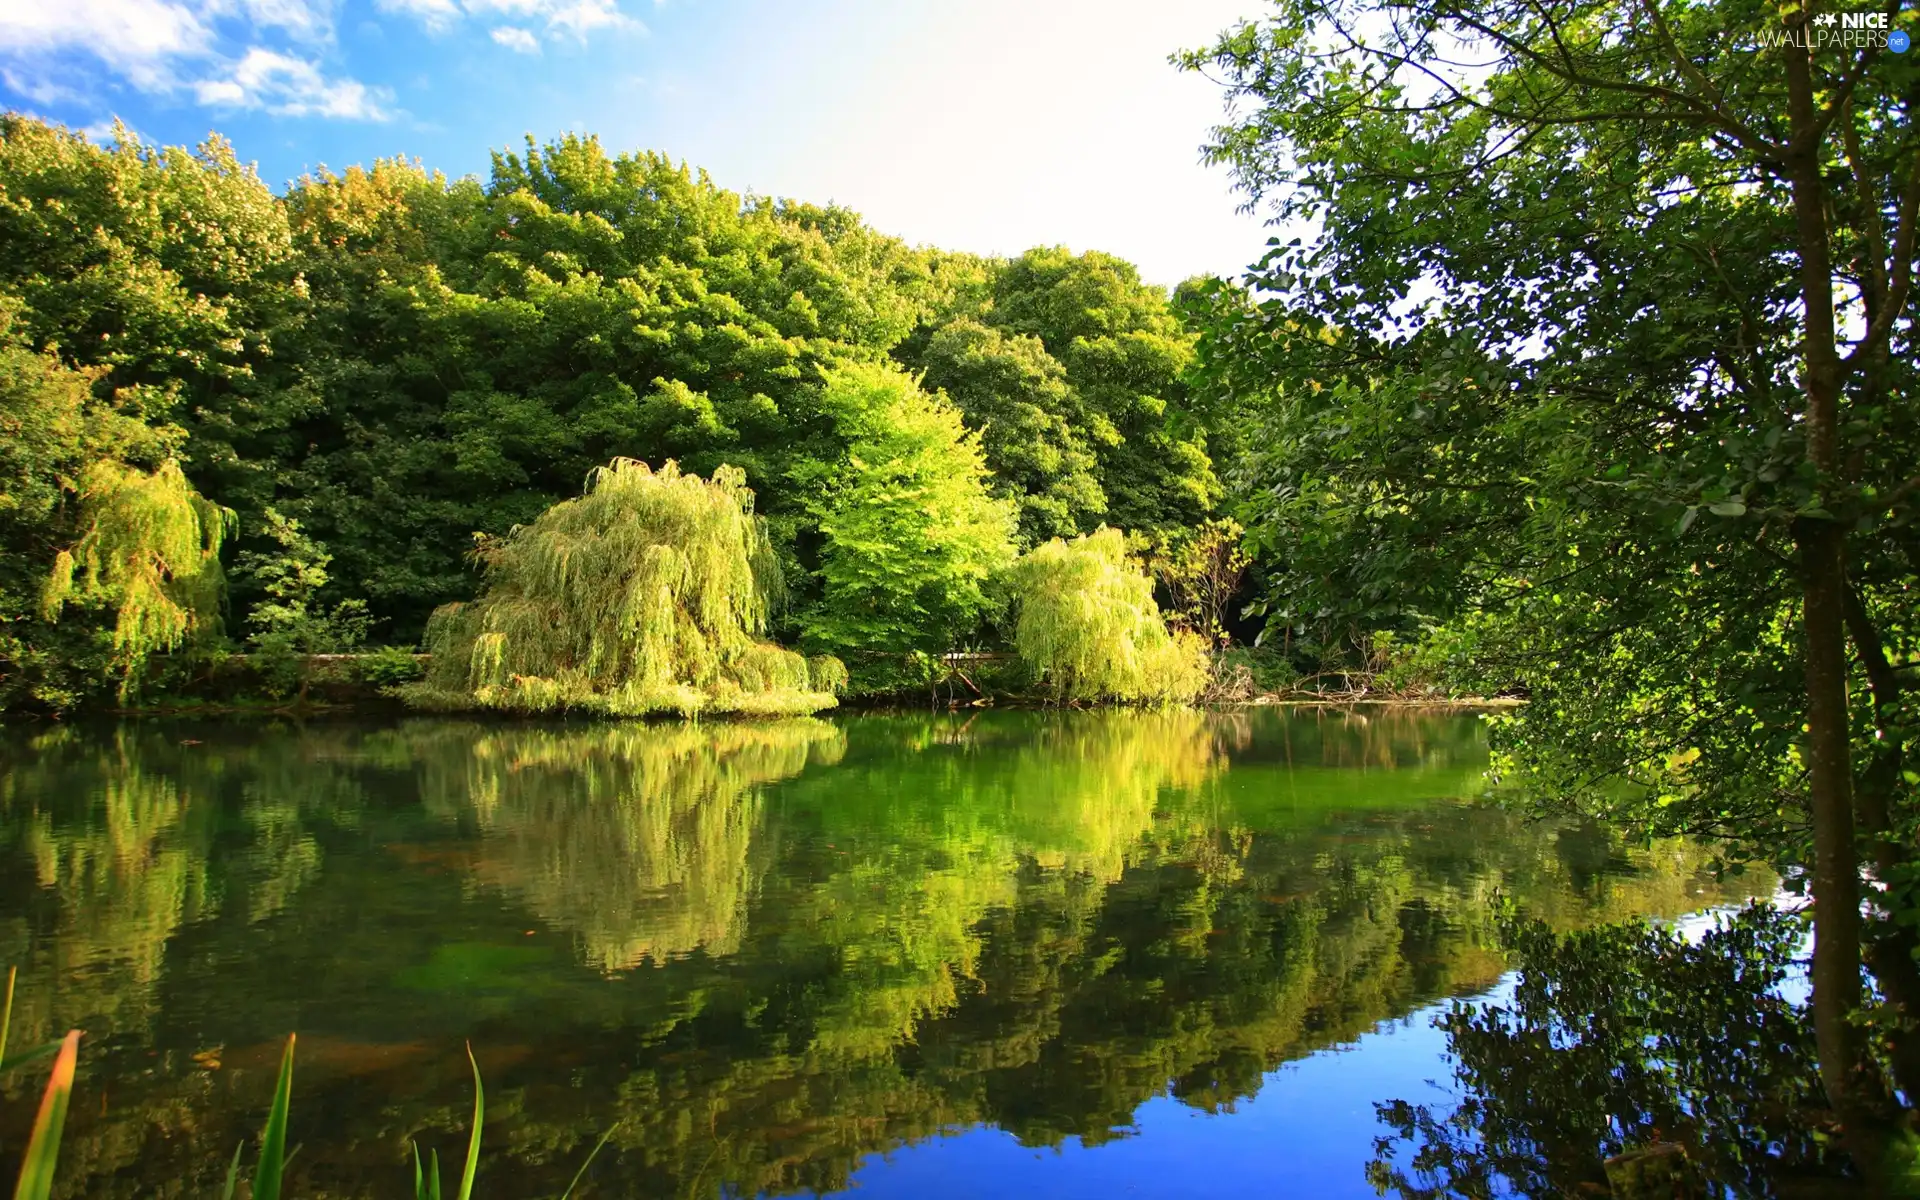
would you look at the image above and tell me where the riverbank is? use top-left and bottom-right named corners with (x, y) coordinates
top-left (6, 652), bottom-right (1524, 719)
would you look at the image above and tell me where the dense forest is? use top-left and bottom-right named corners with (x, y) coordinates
top-left (0, 116), bottom-right (1224, 712)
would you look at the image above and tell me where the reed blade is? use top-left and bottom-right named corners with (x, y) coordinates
top-left (557, 1124), bottom-right (619, 1199)
top-left (221, 1141), bottom-right (244, 1200)
top-left (456, 1043), bottom-right (484, 1200)
top-left (0, 965), bottom-right (14, 1064)
top-left (10, 1029), bottom-right (81, 1200)
top-left (252, 1033), bottom-right (297, 1200)
top-left (0, 1042), bottom-right (62, 1076)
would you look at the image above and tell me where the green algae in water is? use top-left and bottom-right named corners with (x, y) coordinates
top-left (393, 942), bottom-right (559, 996)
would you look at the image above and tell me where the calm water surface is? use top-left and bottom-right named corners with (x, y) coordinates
top-left (0, 709), bottom-right (1768, 1197)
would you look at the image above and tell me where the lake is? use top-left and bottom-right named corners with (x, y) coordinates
top-left (0, 708), bottom-right (1770, 1197)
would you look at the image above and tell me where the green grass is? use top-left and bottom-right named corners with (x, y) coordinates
top-left (409, 1044), bottom-right (485, 1200)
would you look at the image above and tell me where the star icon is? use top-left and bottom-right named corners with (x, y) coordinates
top-left (1815, 11), bottom-right (1838, 25)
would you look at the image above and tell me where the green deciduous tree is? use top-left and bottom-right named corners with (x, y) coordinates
top-left (913, 318), bottom-right (1107, 542)
top-left (800, 362), bottom-right (1017, 675)
top-left (0, 117), bottom-right (1231, 707)
top-left (902, 248), bottom-right (1221, 544)
top-left (233, 509), bottom-right (372, 698)
top-left (1181, 0), bottom-right (1920, 1167)
top-left (0, 117), bottom-right (301, 506)
top-left (0, 316), bottom-right (217, 709)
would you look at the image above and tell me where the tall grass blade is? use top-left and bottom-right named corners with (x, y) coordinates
top-left (0, 965), bottom-right (14, 1064)
top-left (221, 1141), bottom-right (244, 1200)
top-left (557, 1124), bottom-right (619, 1199)
top-left (412, 1142), bottom-right (426, 1200)
top-left (10, 1029), bottom-right (81, 1200)
top-left (0, 1042), bottom-right (62, 1076)
top-left (251, 1033), bottom-right (297, 1200)
top-left (456, 1043), bottom-right (484, 1200)
top-left (430, 1148), bottom-right (443, 1200)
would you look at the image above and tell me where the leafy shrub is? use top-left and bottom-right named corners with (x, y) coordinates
top-left (357, 645), bottom-right (426, 687)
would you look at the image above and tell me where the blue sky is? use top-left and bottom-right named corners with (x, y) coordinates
top-left (0, 0), bottom-right (1274, 286)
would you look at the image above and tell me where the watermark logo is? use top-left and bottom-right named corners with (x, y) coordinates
top-left (1758, 8), bottom-right (1910, 50)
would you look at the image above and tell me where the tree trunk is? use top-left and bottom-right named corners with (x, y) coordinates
top-left (1799, 520), bottom-right (1870, 1115)
top-left (1843, 585), bottom-right (1920, 1101)
top-left (1781, 22), bottom-right (1885, 1159)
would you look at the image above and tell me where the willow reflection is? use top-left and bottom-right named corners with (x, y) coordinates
top-left (406, 720), bottom-right (845, 971)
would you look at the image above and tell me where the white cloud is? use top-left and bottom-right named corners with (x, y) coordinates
top-left (373, 0), bottom-right (461, 31)
top-left (490, 25), bottom-right (539, 52)
top-left (545, 0), bottom-right (631, 37)
top-left (0, 0), bottom-right (211, 87)
top-left (208, 0), bottom-right (336, 43)
top-left (193, 46), bottom-right (392, 119)
top-left (3, 67), bottom-right (87, 107)
top-left (383, 0), bottom-right (640, 42)
top-left (0, 0), bottom-right (391, 120)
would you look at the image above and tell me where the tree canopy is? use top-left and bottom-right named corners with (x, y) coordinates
top-left (0, 117), bottom-right (1220, 707)
top-left (1180, 0), bottom-right (1920, 1171)
top-left (800, 362), bottom-right (1017, 672)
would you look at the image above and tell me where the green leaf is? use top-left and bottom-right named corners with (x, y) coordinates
top-left (10, 1029), bottom-right (81, 1200)
top-left (0, 965), bottom-right (13, 1064)
top-left (252, 1033), bottom-right (296, 1200)
top-left (0, 1042), bottom-right (64, 1076)
top-left (1708, 501), bottom-right (1746, 517)
top-left (557, 1124), bottom-right (619, 1199)
top-left (221, 1141), bottom-right (244, 1200)
top-left (456, 1043), bottom-right (484, 1200)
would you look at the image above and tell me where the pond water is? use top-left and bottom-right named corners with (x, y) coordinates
top-left (0, 709), bottom-right (1770, 1198)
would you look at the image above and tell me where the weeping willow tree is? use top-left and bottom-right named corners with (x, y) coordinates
top-left (1008, 527), bottom-right (1209, 705)
top-left (410, 458), bottom-right (843, 717)
top-left (38, 459), bottom-right (233, 695)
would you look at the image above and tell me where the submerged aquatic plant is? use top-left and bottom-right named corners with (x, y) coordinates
top-left (1008, 527), bottom-right (1208, 704)
top-left (408, 458), bottom-right (841, 717)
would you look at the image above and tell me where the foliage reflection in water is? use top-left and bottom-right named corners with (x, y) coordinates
top-left (0, 710), bottom-right (1770, 1197)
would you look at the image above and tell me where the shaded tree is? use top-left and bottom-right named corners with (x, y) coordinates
top-left (1181, 0), bottom-right (1920, 1166)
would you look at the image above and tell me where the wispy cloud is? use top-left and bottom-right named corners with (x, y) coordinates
top-left (0, 0), bottom-right (390, 120)
top-left (208, 0), bottom-right (338, 43)
top-left (490, 25), bottom-right (540, 52)
top-left (0, 0), bottom-right (212, 88)
top-left (381, 0), bottom-right (642, 44)
top-left (194, 47), bottom-right (393, 119)
top-left (373, 0), bottom-right (462, 33)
